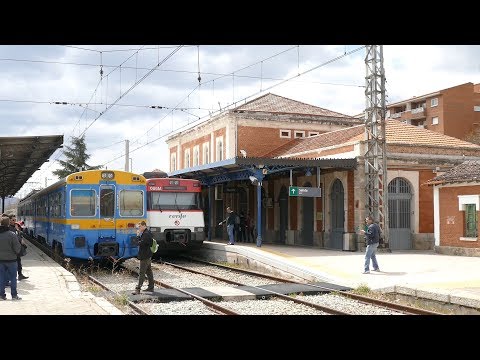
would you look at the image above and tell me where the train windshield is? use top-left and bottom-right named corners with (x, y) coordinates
top-left (119, 190), bottom-right (144, 216)
top-left (71, 189), bottom-right (96, 216)
top-left (148, 192), bottom-right (200, 211)
top-left (100, 186), bottom-right (115, 217)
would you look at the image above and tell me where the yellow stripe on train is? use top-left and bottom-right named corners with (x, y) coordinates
top-left (34, 217), bottom-right (144, 229)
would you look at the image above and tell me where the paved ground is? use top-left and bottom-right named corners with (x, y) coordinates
top-left (0, 239), bottom-right (123, 315)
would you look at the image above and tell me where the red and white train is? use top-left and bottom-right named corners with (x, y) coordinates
top-left (143, 173), bottom-right (205, 255)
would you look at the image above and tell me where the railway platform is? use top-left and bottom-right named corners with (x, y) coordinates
top-left (199, 240), bottom-right (480, 310)
top-left (0, 238), bottom-right (122, 315)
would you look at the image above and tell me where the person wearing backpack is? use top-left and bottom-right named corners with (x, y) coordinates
top-left (359, 216), bottom-right (381, 274)
top-left (132, 221), bottom-right (155, 294)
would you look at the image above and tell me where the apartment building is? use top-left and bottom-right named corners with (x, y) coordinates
top-left (386, 82), bottom-right (480, 141)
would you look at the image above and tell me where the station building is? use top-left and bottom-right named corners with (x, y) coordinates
top-left (166, 93), bottom-right (480, 252)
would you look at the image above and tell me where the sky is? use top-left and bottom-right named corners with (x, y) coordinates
top-left (1, 45), bottom-right (479, 198)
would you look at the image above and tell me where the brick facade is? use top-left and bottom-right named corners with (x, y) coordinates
top-left (438, 185), bottom-right (480, 248)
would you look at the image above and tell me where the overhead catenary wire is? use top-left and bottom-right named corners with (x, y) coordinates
top-left (19, 45), bottom-right (364, 190)
top-left (103, 46), bottom-right (366, 167)
top-left (26, 46), bottom-right (147, 184)
top-left (0, 57), bottom-right (364, 87)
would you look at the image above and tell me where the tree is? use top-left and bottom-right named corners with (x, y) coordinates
top-left (52, 135), bottom-right (101, 179)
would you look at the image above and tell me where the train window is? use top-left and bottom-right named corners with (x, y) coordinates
top-left (100, 186), bottom-right (115, 218)
top-left (71, 189), bottom-right (96, 216)
top-left (119, 190), bottom-right (144, 216)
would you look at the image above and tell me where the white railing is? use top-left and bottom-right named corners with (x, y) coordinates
top-left (411, 107), bottom-right (425, 115)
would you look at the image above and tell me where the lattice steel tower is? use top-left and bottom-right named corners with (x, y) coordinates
top-left (364, 45), bottom-right (389, 244)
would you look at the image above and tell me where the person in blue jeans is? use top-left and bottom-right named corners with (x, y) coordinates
top-left (219, 207), bottom-right (236, 245)
top-left (0, 216), bottom-right (22, 300)
top-left (360, 216), bottom-right (381, 274)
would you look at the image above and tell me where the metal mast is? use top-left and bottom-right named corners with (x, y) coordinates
top-left (364, 45), bottom-right (389, 245)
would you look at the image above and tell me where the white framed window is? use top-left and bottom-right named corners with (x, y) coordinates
top-left (170, 153), bottom-right (176, 172)
top-left (184, 149), bottom-right (190, 168)
top-left (193, 145), bottom-right (199, 167)
top-left (216, 136), bottom-right (223, 161)
top-left (280, 129), bottom-right (291, 138)
top-left (203, 142), bottom-right (209, 164)
top-left (430, 98), bottom-right (438, 107)
top-left (294, 130), bottom-right (305, 139)
top-left (308, 131), bottom-right (319, 137)
top-left (432, 116), bottom-right (439, 125)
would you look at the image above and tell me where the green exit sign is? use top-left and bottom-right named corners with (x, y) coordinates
top-left (289, 186), bottom-right (322, 197)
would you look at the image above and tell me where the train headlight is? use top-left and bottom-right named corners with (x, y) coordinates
top-left (71, 224), bottom-right (80, 230)
top-left (194, 227), bottom-right (204, 232)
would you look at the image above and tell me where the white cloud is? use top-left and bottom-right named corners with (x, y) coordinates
top-left (4, 45), bottom-right (479, 197)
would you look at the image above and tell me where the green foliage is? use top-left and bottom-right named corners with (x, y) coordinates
top-left (353, 283), bottom-right (371, 295)
top-left (52, 135), bottom-right (101, 179)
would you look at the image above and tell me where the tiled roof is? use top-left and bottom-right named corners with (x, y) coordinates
top-left (386, 120), bottom-right (480, 148)
top-left (427, 160), bottom-right (480, 185)
top-left (274, 120), bottom-right (480, 158)
top-left (271, 125), bottom-right (364, 158)
top-left (233, 93), bottom-right (353, 118)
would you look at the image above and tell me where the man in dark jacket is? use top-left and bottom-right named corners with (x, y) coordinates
top-left (360, 216), bottom-right (381, 274)
top-left (218, 206), bottom-right (236, 245)
top-left (9, 215), bottom-right (28, 281)
top-left (0, 217), bottom-right (22, 300)
top-left (132, 221), bottom-right (154, 294)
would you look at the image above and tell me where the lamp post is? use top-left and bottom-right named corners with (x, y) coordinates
top-left (129, 158), bottom-right (133, 172)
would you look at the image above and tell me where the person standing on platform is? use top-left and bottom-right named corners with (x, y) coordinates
top-left (132, 221), bottom-right (155, 294)
top-left (9, 215), bottom-right (28, 281)
top-left (219, 206), bottom-right (236, 245)
top-left (0, 217), bottom-right (22, 300)
top-left (360, 216), bottom-right (381, 274)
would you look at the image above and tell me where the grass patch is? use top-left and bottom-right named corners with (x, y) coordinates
top-left (352, 283), bottom-right (371, 295)
top-left (113, 294), bottom-right (129, 307)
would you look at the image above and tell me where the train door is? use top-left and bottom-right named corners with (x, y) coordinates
top-left (99, 185), bottom-right (116, 237)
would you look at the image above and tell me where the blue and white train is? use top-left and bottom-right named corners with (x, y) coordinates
top-left (17, 169), bottom-right (147, 261)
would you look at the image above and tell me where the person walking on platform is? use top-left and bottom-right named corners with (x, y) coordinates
top-left (0, 217), bottom-right (22, 300)
top-left (132, 221), bottom-right (155, 294)
top-left (9, 215), bottom-right (28, 281)
top-left (360, 216), bottom-right (381, 274)
top-left (219, 206), bottom-right (236, 245)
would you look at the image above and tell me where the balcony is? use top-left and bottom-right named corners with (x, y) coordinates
top-left (391, 112), bottom-right (403, 119)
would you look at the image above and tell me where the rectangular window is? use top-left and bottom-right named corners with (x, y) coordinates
top-left (170, 153), bottom-right (176, 172)
top-left (119, 190), bottom-right (144, 216)
top-left (432, 116), bottom-right (439, 125)
top-left (465, 204), bottom-right (478, 238)
top-left (193, 145), bottom-right (199, 167)
top-left (431, 98), bottom-right (438, 107)
top-left (100, 186), bottom-right (115, 218)
top-left (216, 137), bottom-right (223, 161)
top-left (203, 142), bottom-right (209, 164)
top-left (71, 189), bottom-right (96, 217)
top-left (280, 129), bottom-right (291, 138)
top-left (308, 131), bottom-right (319, 137)
top-left (294, 131), bottom-right (305, 138)
top-left (184, 149), bottom-right (190, 168)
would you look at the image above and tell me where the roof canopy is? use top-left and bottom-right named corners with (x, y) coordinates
top-left (168, 156), bottom-right (357, 185)
top-left (0, 135), bottom-right (64, 197)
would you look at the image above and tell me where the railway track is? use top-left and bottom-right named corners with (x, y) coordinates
top-left (170, 256), bottom-right (441, 315)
